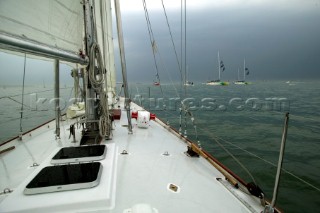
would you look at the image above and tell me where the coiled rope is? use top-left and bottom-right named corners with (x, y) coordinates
top-left (88, 42), bottom-right (111, 138)
top-left (89, 43), bottom-right (104, 90)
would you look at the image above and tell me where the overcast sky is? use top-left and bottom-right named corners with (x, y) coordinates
top-left (114, 0), bottom-right (320, 83)
top-left (1, 0), bottom-right (320, 85)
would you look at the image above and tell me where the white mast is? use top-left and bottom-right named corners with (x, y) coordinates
top-left (114, 0), bottom-right (133, 134)
top-left (238, 68), bottom-right (240, 81)
top-left (243, 58), bottom-right (246, 81)
top-left (218, 51), bottom-right (221, 81)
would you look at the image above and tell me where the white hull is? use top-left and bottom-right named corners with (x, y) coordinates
top-left (0, 98), bottom-right (268, 213)
top-left (234, 81), bottom-right (248, 85)
top-left (184, 83), bottom-right (194, 86)
top-left (206, 81), bottom-right (229, 86)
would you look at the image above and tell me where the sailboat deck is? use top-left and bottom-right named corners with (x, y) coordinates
top-left (0, 100), bottom-right (264, 213)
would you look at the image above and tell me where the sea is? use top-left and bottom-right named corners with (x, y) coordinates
top-left (1, 80), bottom-right (319, 213)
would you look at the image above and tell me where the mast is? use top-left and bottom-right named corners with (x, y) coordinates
top-left (54, 59), bottom-right (60, 138)
top-left (243, 58), bottom-right (246, 81)
top-left (218, 51), bottom-right (221, 81)
top-left (114, 0), bottom-right (133, 134)
top-left (83, 0), bottom-right (97, 126)
top-left (237, 68), bottom-right (240, 81)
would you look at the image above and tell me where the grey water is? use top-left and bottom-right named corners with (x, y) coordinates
top-left (1, 80), bottom-right (319, 212)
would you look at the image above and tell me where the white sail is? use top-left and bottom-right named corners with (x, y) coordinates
top-left (0, 0), bottom-right (84, 54)
top-left (93, 0), bottom-right (116, 97)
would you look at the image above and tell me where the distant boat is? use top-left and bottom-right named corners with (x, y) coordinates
top-left (153, 73), bottom-right (161, 86)
top-left (206, 51), bottom-right (229, 86)
top-left (234, 58), bottom-right (250, 85)
top-left (286, 81), bottom-right (296, 86)
top-left (184, 66), bottom-right (194, 86)
top-left (184, 81), bottom-right (194, 86)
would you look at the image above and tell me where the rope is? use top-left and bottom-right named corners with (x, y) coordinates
top-left (99, 88), bottom-right (111, 138)
top-left (89, 43), bottom-right (104, 90)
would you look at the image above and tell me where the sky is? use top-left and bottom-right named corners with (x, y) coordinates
top-left (113, 0), bottom-right (320, 83)
top-left (1, 0), bottom-right (320, 85)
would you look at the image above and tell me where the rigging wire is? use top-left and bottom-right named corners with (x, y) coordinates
top-left (0, 87), bottom-right (73, 100)
top-left (163, 109), bottom-right (320, 192)
top-left (184, 0), bottom-right (187, 97)
top-left (161, 0), bottom-right (200, 143)
top-left (141, 0), bottom-right (163, 92)
top-left (141, 0), bottom-right (167, 119)
top-left (160, 0), bottom-right (183, 87)
top-left (196, 125), bottom-right (320, 192)
top-left (19, 53), bottom-right (27, 134)
top-left (140, 0), bottom-right (200, 144)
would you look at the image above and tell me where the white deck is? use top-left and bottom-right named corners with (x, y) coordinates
top-left (0, 101), bottom-right (265, 213)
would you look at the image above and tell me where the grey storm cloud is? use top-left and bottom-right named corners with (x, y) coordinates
top-left (114, 0), bottom-right (320, 83)
top-left (1, 0), bottom-right (320, 85)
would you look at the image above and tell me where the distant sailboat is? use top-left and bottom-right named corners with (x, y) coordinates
top-left (206, 51), bottom-right (229, 86)
top-left (234, 58), bottom-right (250, 85)
top-left (184, 66), bottom-right (194, 86)
top-left (153, 73), bottom-right (160, 86)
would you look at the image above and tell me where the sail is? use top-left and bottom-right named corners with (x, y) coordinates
top-left (93, 0), bottom-right (116, 95)
top-left (0, 0), bottom-right (116, 94)
top-left (0, 0), bottom-right (84, 54)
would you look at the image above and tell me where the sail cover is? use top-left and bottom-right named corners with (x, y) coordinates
top-left (0, 0), bottom-right (84, 55)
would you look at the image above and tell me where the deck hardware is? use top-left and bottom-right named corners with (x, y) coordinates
top-left (0, 188), bottom-right (13, 195)
top-left (168, 183), bottom-right (179, 193)
top-left (247, 182), bottom-right (264, 199)
top-left (69, 124), bottom-right (76, 142)
top-left (185, 145), bottom-right (199, 157)
top-left (121, 150), bottom-right (128, 155)
top-left (31, 163), bottom-right (39, 167)
top-left (162, 151), bottom-right (169, 156)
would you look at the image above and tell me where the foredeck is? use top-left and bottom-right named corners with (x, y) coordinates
top-left (0, 100), bottom-right (264, 212)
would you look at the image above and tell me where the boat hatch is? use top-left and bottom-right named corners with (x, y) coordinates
top-left (51, 145), bottom-right (107, 164)
top-left (24, 162), bottom-right (103, 195)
